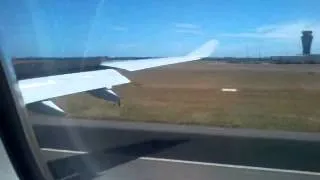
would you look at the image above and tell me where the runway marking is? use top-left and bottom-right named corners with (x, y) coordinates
top-left (221, 88), bottom-right (238, 92)
top-left (41, 148), bottom-right (87, 154)
top-left (40, 148), bottom-right (320, 176)
top-left (140, 157), bottom-right (320, 176)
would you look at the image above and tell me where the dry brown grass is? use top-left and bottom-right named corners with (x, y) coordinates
top-left (55, 61), bottom-right (320, 132)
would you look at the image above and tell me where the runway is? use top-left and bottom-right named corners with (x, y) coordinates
top-left (30, 115), bottom-right (320, 179)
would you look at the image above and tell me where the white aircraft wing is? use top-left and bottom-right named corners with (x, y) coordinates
top-left (101, 39), bottom-right (219, 71)
top-left (18, 39), bottom-right (218, 114)
top-left (19, 69), bottom-right (130, 104)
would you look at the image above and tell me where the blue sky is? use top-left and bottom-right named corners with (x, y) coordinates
top-left (1, 0), bottom-right (320, 57)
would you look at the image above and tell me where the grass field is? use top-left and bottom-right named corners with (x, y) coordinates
top-left (55, 61), bottom-right (320, 132)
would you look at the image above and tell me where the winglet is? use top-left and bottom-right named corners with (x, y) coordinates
top-left (186, 39), bottom-right (219, 58)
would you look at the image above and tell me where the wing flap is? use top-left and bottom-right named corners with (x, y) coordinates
top-left (27, 100), bottom-right (65, 116)
top-left (88, 88), bottom-right (120, 106)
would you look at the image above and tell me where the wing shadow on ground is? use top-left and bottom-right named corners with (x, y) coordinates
top-left (47, 138), bottom-right (188, 180)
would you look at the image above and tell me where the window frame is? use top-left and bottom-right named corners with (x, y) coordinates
top-left (0, 52), bottom-right (53, 180)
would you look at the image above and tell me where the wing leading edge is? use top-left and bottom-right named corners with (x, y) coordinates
top-left (18, 39), bottom-right (219, 114)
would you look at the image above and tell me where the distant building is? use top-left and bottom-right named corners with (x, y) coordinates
top-left (301, 31), bottom-right (313, 55)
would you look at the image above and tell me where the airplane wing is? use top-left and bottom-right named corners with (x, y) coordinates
top-left (18, 39), bottom-right (218, 114)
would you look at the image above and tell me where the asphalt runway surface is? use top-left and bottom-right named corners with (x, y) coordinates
top-left (30, 115), bottom-right (320, 180)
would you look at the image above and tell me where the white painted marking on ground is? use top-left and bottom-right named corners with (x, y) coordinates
top-left (41, 148), bottom-right (87, 154)
top-left (40, 148), bottom-right (320, 176)
top-left (221, 88), bottom-right (238, 92)
top-left (140, 157), bottom-right (320, 176)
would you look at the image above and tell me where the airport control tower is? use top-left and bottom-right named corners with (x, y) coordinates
top-left (301, 31), bottom-right (313, 55)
